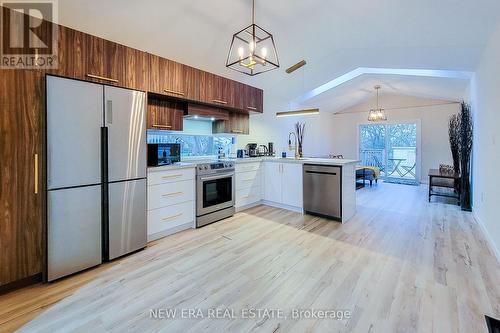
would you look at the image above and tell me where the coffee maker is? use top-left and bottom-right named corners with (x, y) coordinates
top-left (247, 143), bottom-right (258, 157)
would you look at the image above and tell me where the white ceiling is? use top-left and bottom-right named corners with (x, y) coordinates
top-left (57, 0), bottom-right (500, 111)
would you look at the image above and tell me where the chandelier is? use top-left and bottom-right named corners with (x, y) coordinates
top-left (368, 85), bottom-right (387, 122)
top-left (226, 0), bottom-right (279, 76)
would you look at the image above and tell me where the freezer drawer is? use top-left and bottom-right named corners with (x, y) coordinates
top-left (104, 86), bottom-right (147, 182)
top-left (47, 186), bottom-right (102, 281)
top-left (303, 164), bottom-right (341, 220)
top-left (108, 179), bottom-right (147, 260)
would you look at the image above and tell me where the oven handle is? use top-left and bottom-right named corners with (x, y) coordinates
top-left (199, 173), bottom-right (234, 182)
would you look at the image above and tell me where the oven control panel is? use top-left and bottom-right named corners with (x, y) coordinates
top-left (196, 161), bottom-right (235, 175)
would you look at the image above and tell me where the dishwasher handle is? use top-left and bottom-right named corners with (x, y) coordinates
top-left (305, 170), bottom-right (337, 176)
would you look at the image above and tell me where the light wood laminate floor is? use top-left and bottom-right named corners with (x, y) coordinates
top-left (1, 183), bottom-right (499, 332)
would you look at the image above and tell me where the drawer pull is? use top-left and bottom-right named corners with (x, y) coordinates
top-left (247, 106), bottom-right (257, 111)
top-left (86, 74), bottom-right (119, 83)
top-left (243, 178), bottom-right (254, 182)
top-left (162, 191), bottom-right (183, 197)
top-left (164, 89), bottom-right (185, 96)
top-left (162, 174), bottom-right (183, 179)
top-left (241, 195), bottom-right (250, 199)
top-left (34, 153), bottom-right (39, 194)
top-left (212, 99), bottom-right (228, 105)
top-left (231, 129), bottom-right (244, 134)
top-left (162, 213), bottom-right (183, 221)
top-left (152, 124), bottom-right (172, 129)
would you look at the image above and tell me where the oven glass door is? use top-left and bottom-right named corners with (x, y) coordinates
top-left (203, 176), bottom-right (233, 208)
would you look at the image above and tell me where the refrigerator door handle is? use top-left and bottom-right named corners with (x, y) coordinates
top-left (106, 100), bottom-right (113, 124)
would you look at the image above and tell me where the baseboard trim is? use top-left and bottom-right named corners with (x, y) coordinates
top-left (147, 221), bottom-right (194, 242)
top-left (0, 274), bottom-right (42, 296)
top-left (473, 211), bottom-right (500, 265)
top-left (235, 201), bottom-right (262, 212)
top-left (260, 200), bottom-right (303, 214)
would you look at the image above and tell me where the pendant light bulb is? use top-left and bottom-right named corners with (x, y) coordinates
top-left (238, 47), bottom-right (244, 58)
top-left (261, 47), bottom-right (267, 58)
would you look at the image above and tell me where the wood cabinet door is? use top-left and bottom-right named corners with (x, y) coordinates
top-left (228, 112), bottom-right (249, 134)
top-left (213, 112), bottom-right (249, 134)
top-left (184, 65), bottom-right (201, 101)
top-left (125, 47), bottom-right (148, 91)
top-left (0, 70), bottom-right (44, 286)
top-left (148, 54), bottom-right (187, 98)
top-left (199, 71), bottom-right (217, 104)
top-left (56, 25), bottom-right (87, 79)
top-left (147, 97), bottom-right (184, 131)
top-left (245, 86), bottom-right (263, 112)
top-left (85, 35), bottom-right (126, 86)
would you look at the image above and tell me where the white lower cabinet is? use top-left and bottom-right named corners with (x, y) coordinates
top-left (235, 162), bottom-right (262, 209)
top-left (147, 167), bottom-right (195, 241)
top-left (148, 201), bottom-right (194, 236)
top-left (263, 162), bottom-right (303, 209)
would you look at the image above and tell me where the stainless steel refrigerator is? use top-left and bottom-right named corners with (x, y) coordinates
top-left (46, 75), bottom-right (147, 281)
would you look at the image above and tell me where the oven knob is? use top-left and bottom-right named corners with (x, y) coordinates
top-left (204, 165), bottom-right (208, 170)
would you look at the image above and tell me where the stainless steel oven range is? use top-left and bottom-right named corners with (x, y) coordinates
top-left (196, 161), bottom-right (235, 227)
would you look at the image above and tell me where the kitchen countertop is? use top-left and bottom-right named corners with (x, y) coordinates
top-left (231, 157), bottom-right (360, 166)
top-left (147, 162), bottom-right (197, 171)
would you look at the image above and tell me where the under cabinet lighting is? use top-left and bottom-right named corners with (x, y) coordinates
top-left (276, 108), bottom-right (319, 118)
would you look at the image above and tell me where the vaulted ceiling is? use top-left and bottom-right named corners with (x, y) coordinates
top-left (58, 0), bottom-right (500, 112)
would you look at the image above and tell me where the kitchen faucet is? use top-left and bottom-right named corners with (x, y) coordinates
top-left (288, 132), bottom-right (299, 159)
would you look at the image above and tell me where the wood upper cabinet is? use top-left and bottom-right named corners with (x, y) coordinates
top-left (149, 54), bottom-right (187, 98)
top-left (245, 85), bottom-right (263, 112)
top-left (147, 96), bottom-right (184, 131)
top-left (56, 25), bottom-right (87, 79)
top-left (85, 36), bottom-right (126, 86)
top-left (213, 112), bottom-right (249, 135)
top-left (0, 70), bottom-right (44, 286)
top-left (125, 47), bottom-right (148, 91)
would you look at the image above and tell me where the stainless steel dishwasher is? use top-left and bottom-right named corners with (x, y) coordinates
top-left (303, 164), bottom-right (341, 220)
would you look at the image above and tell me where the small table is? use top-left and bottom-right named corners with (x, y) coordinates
top-left (388, 158), bottom-right (407, 177)
top-left (428, 169), bottom-right (460, 205)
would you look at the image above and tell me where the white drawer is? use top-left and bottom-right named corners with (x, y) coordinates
top-left (236, 162), bottom-right (261, 173)
top-left (236, 170), bottom-right (261, 190)
top-left (148, 179), bottom-right (195, 210)
top-left (148, 168), bottom-right (195, 186)
top-left (148, 201), bottom-right (194, 236)
top-left (236, 185), bottom-right (261, 208)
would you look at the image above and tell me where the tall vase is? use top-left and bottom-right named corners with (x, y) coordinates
top-left (458, 102), bottom-right (473, 212)
top-left (298, 144), bottom-right (303, 158)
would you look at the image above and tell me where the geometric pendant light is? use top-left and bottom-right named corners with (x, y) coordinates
top-left (226, 0), bottom-right (279, 76)
top-left (368, 85), bottom-right (388, 121)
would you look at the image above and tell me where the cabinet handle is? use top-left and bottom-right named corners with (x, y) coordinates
top-left (86, 74), bottom-right (119, 83)
top-left (241, 195), bottom-right (250, 199)
top-left (247, 106), bottom-right (257, 111)
top-left (152, 124), bottom-right (172, 129)
top-left (231, 129), bottom-right (244, 134)
top-left (162, 191), bottom-right (183, 197)
top-left (243, 178), bottom-right (254, 182)
top-left (164, 89), bottom-right (185, 96)
top-left (212, 99), bottom-right (228, 105)
top-left (34, 154), bottom-right (39, 194)
top-left (162, 213), bottom-right (183, 221)
top-left (162, 174), bottom-right (183, 179)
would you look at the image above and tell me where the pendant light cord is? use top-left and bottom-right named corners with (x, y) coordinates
top-left (252, 0), bottom-right (255, 24)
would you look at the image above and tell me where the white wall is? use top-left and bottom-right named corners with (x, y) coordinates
top-left (471, 22), bottom-right (500, 260)
top-left (239, 94), bottom-right (459, 184)
top-left (330, 98), bottom-right (460, 183)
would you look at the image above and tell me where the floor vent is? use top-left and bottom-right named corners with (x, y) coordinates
top-left (486, 315), bottom-right (500, 333)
